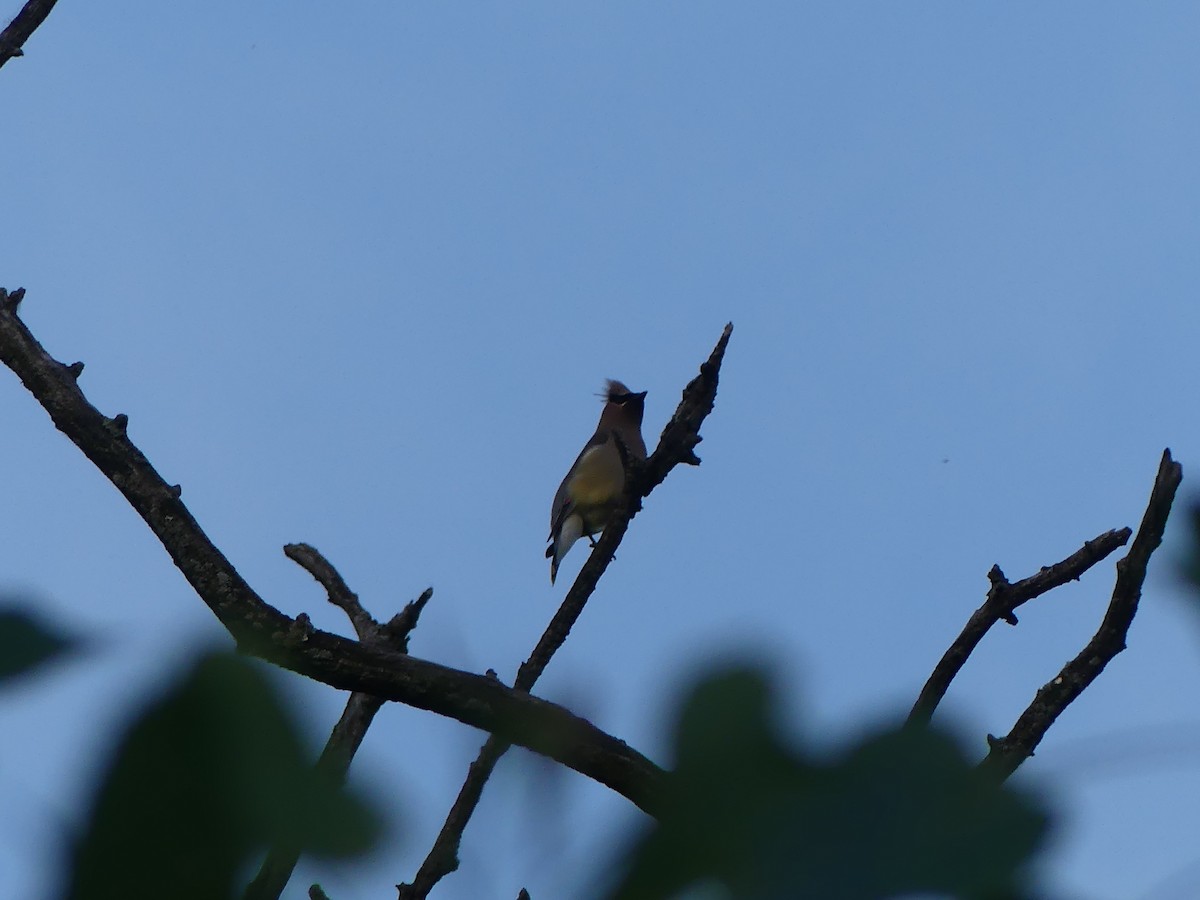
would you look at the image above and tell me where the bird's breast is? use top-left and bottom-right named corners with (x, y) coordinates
top-left (566, 442), bottom-right (625, 509)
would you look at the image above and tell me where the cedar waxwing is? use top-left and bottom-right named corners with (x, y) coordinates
top-left (546, 380), bottom-right (648, 584)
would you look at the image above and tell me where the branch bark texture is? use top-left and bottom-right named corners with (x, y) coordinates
top-left (0, 0), bottom-right (59, 68)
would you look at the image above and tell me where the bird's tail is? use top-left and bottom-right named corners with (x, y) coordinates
top-left (548, 515), bottom-right (584, 584)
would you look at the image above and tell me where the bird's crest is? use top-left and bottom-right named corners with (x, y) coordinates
top-left (603, 379), bottom-right (633, 402)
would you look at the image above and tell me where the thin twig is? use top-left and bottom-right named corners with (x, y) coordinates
top-left (0, 0), bottom-right (59, 69)
top-left (0, 289), bottom-right (666, 811)
top-left (283, 542), bottom-right (385, 642)
top-left (908, 527), bottom-right (1132, 726)
top-left (978, 449), bottom-right (1183, 782)
top-left (244, 544), bottom-right (431, 900)
top-left (398, 324), bottom-right (733, 900)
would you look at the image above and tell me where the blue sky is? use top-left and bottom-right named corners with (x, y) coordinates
top-left (5, 3), bottom-right (1200, 898)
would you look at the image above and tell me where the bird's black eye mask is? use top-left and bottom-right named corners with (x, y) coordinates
top-left (608, 390), bottom-right (647, 405)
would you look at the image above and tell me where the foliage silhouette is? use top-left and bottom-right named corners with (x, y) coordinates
top-left (609, 666), bottom-right (1049, 900)
top-left (63, 650), bottom-right (383, 900)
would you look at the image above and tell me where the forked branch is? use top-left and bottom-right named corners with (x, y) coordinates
top-left (0, 287), bottom-right (665, 813)
top-left (979, 449), bottom-right (1182, 781)
top-left (245, 544), bottom-right (431, 900)
top-left (909, 527), bottom-right (1132, 726)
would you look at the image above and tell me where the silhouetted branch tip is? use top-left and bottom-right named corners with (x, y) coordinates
top-left (384, 587), bottom-right (432, 647)
top-left (639, 323), bottom-right (732, 495)
top-left (1, 287), bottom-right (25, 311)
top-left (283, 542), bottom-right (389, 643)
top-left (284, 543), bottom-right (355, 602)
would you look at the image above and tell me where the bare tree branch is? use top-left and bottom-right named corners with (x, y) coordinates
top-left (399, 323), bottom-right (734, 899)
top-left (0, 0), bottom-right (59, 69)
top-left (978, 449), bottom-right (1183, 782)
top-left (0, 287), bottom-right (666, 813)
top-left (908, 527), bottom-right (1132, 726)
top-left (397, 737), bottom-right (508, 900)
top-left (284, 542), bottom-right (390, 643)
top-left (245, 543), bottom-right (431, 900)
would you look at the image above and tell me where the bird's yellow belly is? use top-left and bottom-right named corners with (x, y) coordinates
top-left (567, 445), bottom-right (625, 533)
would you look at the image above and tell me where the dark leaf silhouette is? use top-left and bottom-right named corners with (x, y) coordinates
top-left (65, 650), bottom-right (383, 900)
top-left (0, 603), bottom-right (79, 685)
top-left (611, 666), bottom-right (1049, 900)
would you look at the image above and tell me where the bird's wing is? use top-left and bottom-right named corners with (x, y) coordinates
top-left (547, 429), bottom-right (612, 541)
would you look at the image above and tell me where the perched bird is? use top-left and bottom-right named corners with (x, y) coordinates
top-left (546, 380), bottom-right (648, 584)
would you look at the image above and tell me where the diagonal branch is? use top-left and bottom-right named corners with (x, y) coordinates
top-left (0, 288), bottom-right (666, 813)
top-left (908, 526), bottom-right (1132, 726)
top-left (245, 543), bottom-right (431, 900)
top-left (978, 449), bottom-right (1183, 782)
top-left (0, 0), bottom-right (60, 69)
top-left (396, 503), bottom-right (645, 899)
top-left (521, 322), bottom-right (733, 691)
top-left (398, 323), bottom-right (734, 899)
